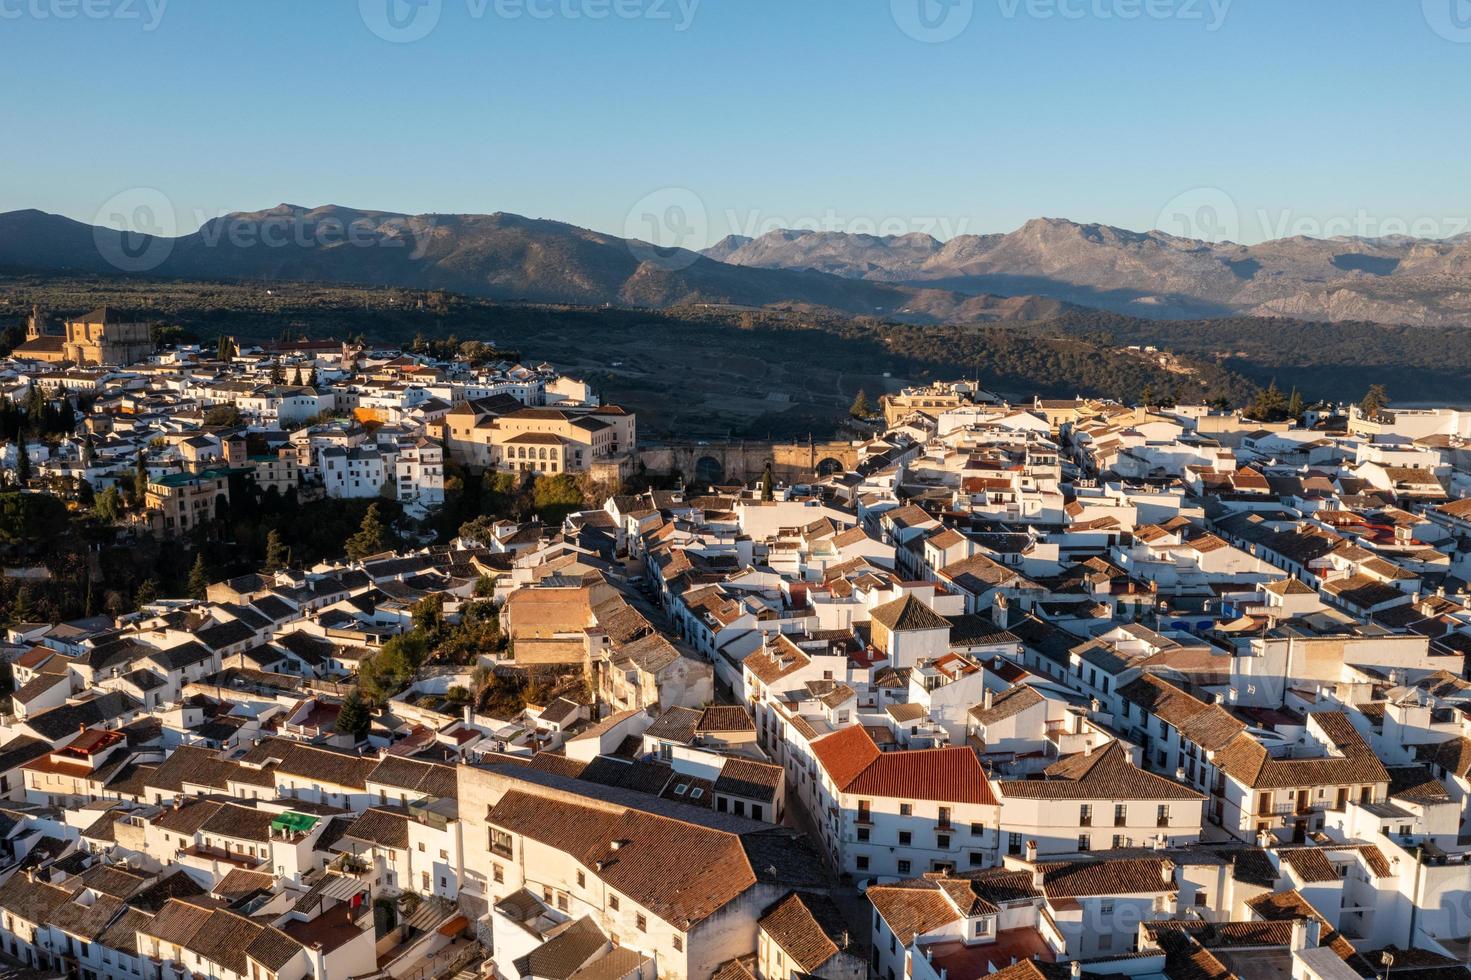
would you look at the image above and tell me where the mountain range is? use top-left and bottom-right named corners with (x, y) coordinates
top-left (0, 206), bottom-right (1068, 326)
top-left (3, 205), bottom-right (1471, 327)
top-left (706, 218), bottom-right (1471, 326)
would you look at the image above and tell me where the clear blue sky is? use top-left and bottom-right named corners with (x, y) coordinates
top-left (5, 0), bottom-right (1470, 245)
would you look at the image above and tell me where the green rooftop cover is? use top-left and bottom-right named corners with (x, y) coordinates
top-left (271, 811), bottom-right (319, 834)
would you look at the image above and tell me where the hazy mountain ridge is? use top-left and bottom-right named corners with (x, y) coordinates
top-left (0, 206), bottom-right (1070, 325)
top-left (705, 218), bottom-right (1471, 326)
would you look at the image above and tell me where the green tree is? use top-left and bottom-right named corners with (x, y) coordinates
top-left (1288, 388), bottom-right (1304, 420)
top-left (216, 335), bottom-right (235, 362)
top-left (531, 474), bottom-right (586, 524)
top-left (291, 366), bottom-right (304, 386)
top-left (204, 405), bottom-right (244, 427)
top-left (134, 578), bottom-right (159, 606)
top-left (188, 554), bottom-right (210, 599)
top-left (263, 528), bottom-right (288, 572)
top-left (758, 461), bottom-right (775, 502)
top-left (270, 360), bottom-right (285, 384)
top-left (345, 503), bottom-right (388, 561)
top-left (335, 689), bottom-right (372, 741)
top-left (1361, 384), bottom-right (1390, 419)
top-left (26, 385), bottom-right (46, 427)
top-left (849, 389), bottom-right (875, 419)
top-left (412, 593), bottom-right (445, 639)
top-left (359, 630), bottom-right (428, 702)
top-left (484, 471), bottom-right (529, 519)
top-left (14, 432), bottom-right (30, 487)
top-left (1250, 380), bottom-right (1288, 422)
top-left (133, 450), bottom-right (150, 504)
top-left (95, 486), bottom-right (124, 523)
top-left (0, 492), bottom-right (69, 548)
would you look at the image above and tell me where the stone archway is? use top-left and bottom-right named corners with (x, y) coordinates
top-left (694, 456), bottom-right (725, 486)
top-left (816, 457), bottom-right (846, 478)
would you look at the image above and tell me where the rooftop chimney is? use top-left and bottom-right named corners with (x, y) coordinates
top-left (983, 689), bottom-right (994, 711)
top-left (1025, 839), bottom-right (1038, 863)
top-left (1071, 962), bottom-right (1082, 979)
top-left (1175, 767), bottom-right (1186, 783)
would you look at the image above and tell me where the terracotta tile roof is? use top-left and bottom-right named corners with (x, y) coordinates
top-left (713, 758), bottom-right (783, 803)
top-left (998, 741), bottom-right (1204, 801)
top-left (487, 789), bottom-right (756, 929)
top-left (985, 964), bottom-right (1072, 980)
top-left (758, 892), bottom-right (851, 973)
top-left (710, 959), bottom-right (758, 980)
top-left (1118, 675), bottom-right (1211, 730)
top-left (869, 594), bottom-right (951, 632)
top-left (567, 947), bottom-right (650, 980)
top-left (1277, 847), bottom-right (1338, 883)
top-left (514, 915), bottom-right (606, 980)
top-left (1246, 889), bottom-right (1357, 960)
top-left (644, 707), bottom-right (702, 743)
top-left (887, 701), bottom-right (930, 723)
top-left (814, 725), bottom-right (997, 805)
top-left (1388, 765), bottom-right (1453, 804)
top-left (1422, 736), bottom-right (1471, 778)
top-left (847, 746), bottom-right (998, 805)
top-left (810, 726), bottom-right (883, 787)
top-left (1152, 929), bottom-right (1237, 980)
top-left (698, 704), bottom-right (755, 734)
top-left (366, 755), bottom-right (458, 799)
top-left (1145, 918), bottom-right (1295, 949)
top-left (969, 686), bottom-right (1043, 725)
top-left (1035, 857), bottom-right (1177, 899)
top-left (1214, 711), bottom-right (1388, 790)
top-left (819, 684), bottom-right (858, 709)
top-left (743, 638), bottom-right (811, 686)
top-left (344, 806), bottom-right (411, 849)
top-left (866, 884), bottom-right (961, 939)
top-left (238, 737), bottom-right (377, 789)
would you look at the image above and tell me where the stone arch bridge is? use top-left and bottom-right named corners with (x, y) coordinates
top-left (637, 440), bottom-right (860, 487)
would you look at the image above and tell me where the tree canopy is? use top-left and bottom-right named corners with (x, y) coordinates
top-left (345, 503), bottom-right (390, 561)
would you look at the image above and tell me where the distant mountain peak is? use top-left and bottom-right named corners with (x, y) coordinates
top-left (5, 204), bottom-right (1471, 327)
